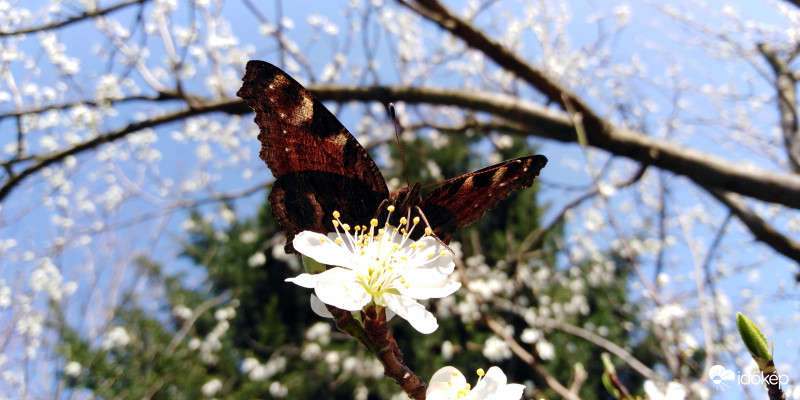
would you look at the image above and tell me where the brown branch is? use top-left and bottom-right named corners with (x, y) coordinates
top-left (8, 82), bottom-right (800, 217)
top-left (484, 317), bottom-right (581, 400)
top-left (0, 92), bottom-right (184, 122)
top-left (763, 360), bottom-right (788, 400)
top-left (707, 188), bottom-right (800, 262)
top-left (0, 97), bottom-right (249, 203)
top-left (397, 0), bottom-right (609, 141)
top-left (309, 84), bottom-right (800, 209)
top-left (0, 0), bottom-right (151, 36)
top-left (396, 0), bottom-right (800, 206)
top-left (758, 43), bottom-right (800, 172)
top-left (531, 317), bottom-right (661, 383)
top-left (328, 306), bottom-right (426, 399)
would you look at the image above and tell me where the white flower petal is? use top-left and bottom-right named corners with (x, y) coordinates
top-left (398, 275), bottom-right (460, 300)
top-left (285, 273), bottom-right (319, 288)
top-left (310, 294), bottom-right (333, 318)
top-left (313, 268), bottom-right (371, 311)
top-left (427, 366), bottom-right (467, 398)
top-left (664, 382), bottom-right (687, 400)
top-left (497, 383), bottom-right (526, 399)
top-left (472, 367), bottom-right (524, 399)
top-left (292, 231), bottom-right (353, 267)
top-left (383, 293), bottom-right (438, 334)
top-left (406, 237), bottom-right (452, 264)
top-left (473, 366), bottom-right (507, 396)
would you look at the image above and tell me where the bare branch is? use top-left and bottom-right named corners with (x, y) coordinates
top-left (0, 92), bottom-right (183, 122)
top-left (0, 0), bottom-right (151, 37)
top-left (707, 188), bottom-right (800, 263)
top-left (484, 318), bottom-right (581, 400)
top-left (0, 97), bottom-right (249, 203)
top-left (309, 84), bottom-right (800, 209)
top-left (532, 317), bottom-right (661, 383)
top-left (758, 42), bottom-right (800, 172)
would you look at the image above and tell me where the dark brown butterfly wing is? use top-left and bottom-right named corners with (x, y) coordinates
top-left (237, 60), bottom-right (389, 252)
top-left (419, 155), bottom-right (548, 244)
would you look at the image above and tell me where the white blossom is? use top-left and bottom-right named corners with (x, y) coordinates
top-left (63, 361), bottom-right (81, 377)
top-left (247, 252), bottom-right (266, 267)
top-left (426, 366), bottom-right (524, 400)
top-left (643, 380), bottom-right (686, 400)
top-left (201, 378), bottom-right (222, 397)
top-left (102, 326), bottom-right (131, 350)
top-left (286, 208), bottom-right (460, 334)
top-left (482, 336), bottom-right (512, 361)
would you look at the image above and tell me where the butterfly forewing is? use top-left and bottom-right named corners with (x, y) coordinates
top-left (237, 60), bottom-right (389, 251)
top-left (419, 155), bottom-right (548, 244)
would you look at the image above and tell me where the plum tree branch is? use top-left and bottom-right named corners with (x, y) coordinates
top-left (6, 84), bottom-right (800, 266)
top-left (758, 42), bottom-right (800, 172)
top-left (309, 84), bottom-right (800, 210)
top-left (0, 0), bottom-right (151, 36)
top-left (706, 188), bottom-right (800, 262)
top-left (0, 97), bottom-right (249, 203)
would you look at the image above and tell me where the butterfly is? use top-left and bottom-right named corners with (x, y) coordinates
top-left (237, 60), bottom-right (547, 253)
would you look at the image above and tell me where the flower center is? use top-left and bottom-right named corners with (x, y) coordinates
top-left (328, 206), bottom-right (442, 302)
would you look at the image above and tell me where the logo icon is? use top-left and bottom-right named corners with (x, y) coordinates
top-left (708, 364), bottom-right (735, 390)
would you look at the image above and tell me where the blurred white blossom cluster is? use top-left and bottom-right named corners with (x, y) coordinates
top-left (187, 305), bottom-right (237, 364)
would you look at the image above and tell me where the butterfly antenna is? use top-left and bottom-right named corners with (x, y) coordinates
top-left (389, 103), bottom-right (411, 187)
top-left (414, 206), bottom-right (454, 254)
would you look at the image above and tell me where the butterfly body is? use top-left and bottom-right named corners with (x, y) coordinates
top-left (237, 60), bottom-right (547, 252)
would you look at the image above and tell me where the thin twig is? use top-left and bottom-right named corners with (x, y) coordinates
top-left (0, 0), bottom-right (151, 36)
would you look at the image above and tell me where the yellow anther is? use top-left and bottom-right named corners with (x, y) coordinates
top-left (476, 368), bottom-right (485, 377)
top-left (319, 238), bottom-right (326, 243)
top-left (333, 211), bottom-right (340, 218)
top-left (387, 205), bottom-right (395, 212)
top-left (413, 217), bottom-right (420, 225)
top-left (332, 220), bottom-right (339, 228)
top-left (400, 217), bottom-right (407, 224)
top-left (354, 225), bottom-right (361, 231)
top-left (427, 253), bottom-right (433, 259)
top-left (343, 224), bottom-right (351, 231)
top-left (417, 243), bottom-right (425, 248)
top-left (440, 251), bottom-right (448, 256)
top-left (371, 219), bottom-right (378, 226)
top-left (425, 227), bottom-right (433, 235)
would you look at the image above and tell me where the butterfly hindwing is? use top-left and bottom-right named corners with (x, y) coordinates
top-left (419, 155), bottom-right (548, 244)
top-left (237, 60), bottom-right (389, 252)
